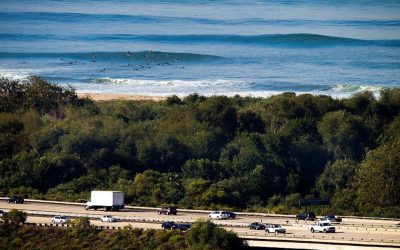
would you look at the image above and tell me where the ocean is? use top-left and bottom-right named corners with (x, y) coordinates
top-left (1, 0), bottom-right (399, 98)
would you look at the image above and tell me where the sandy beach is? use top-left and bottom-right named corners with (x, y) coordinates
top-left (78, 93), bottom-right (165, 102)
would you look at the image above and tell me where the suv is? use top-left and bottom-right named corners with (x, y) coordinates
top-left (296, 212), bottom-right (316, 221)
top-left (7, 196), bottom-right (24, 204)
top-left (52, 216), bottom-right (70, 224)
top-left (159, 206), bottom-right (177, 215)
top-left (265, 224), bottom-right (286, 234)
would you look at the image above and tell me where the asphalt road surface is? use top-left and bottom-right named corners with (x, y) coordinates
top-left (1, 201), bottom-right (400, 245)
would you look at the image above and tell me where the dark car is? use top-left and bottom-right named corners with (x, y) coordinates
top-left (159, 206), bottom-right (177, 215)
top-left (249, 222), bottom-right (265, 230)
top-left (0, 210), bottom-right (7, 218)
top-left (225, 211), bottom-right (236, 219)
top-left (161, 221), bottom-right (191, 231)
top-left (324, 214), bottom-right (342, 223)
top-left (7, 196), bottom-right (24, 204)
top-left (296, 212), bottom-right (316, 221)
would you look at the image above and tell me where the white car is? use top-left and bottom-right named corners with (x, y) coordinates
top-left (208, 211), bottom-right (230, 220)
top-left (52, 216), bottom-right (70, 224)
top-left (265, 224), bottom-right (286, 234)
top-left (100, 215), bottom-right (117, 222)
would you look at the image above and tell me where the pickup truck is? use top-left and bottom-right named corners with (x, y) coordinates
top-left (309, 222), bottom-right (336, 233)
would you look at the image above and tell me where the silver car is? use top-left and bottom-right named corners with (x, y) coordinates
top-left (100, 215), bottom-right (117, 222)
top-left (208, 211), bottom-right (230, 220)
top-left (52, 216), bottom-right (70, 224)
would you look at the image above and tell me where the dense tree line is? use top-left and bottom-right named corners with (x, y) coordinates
top-left (0, 77), bottom-right (399, 217)
top-left (0, 211), bottom-right (244, 250)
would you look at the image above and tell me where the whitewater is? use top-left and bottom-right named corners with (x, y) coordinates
top-left (0, 0), bottom-right (399, 97)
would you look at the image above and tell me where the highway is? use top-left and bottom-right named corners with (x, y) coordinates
top-left (1, 200), bottom-right (400, 248)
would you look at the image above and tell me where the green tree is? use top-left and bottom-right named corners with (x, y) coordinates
top-left (0, 113), bottom-right (25, 159)
top-left (316, 159), bottom-right (357, 198)
top-left (381, 116), bottom-right (400, 143)
top-left (23, 76), bottom-right (79, 117)
top-left (318, 111), bottom-right (368, 160)
top-left (186, 220), bottom-right (245, 250)
top-left (376, 88), bottom-right (400, 121)
top-left (183, 179), bottom-right (211, 208)
top-left (69, 217), bottom-right (94, 239)
top-left (0, 78), bottom-right (25, 113)
top-left (197, 96), bottom-right (238, 139)
top-left (237, 110), bottom-right (265, 133)
top-left (3, 209), bottom-right (27, 225)
top-left (343, 91), bottom-right (376, 115)
top-left (182, 159), bottom-right (224, 180)
top-left (355, 138), bottom-right (400, 214)
top-left (165, 95), bottom-right (183, 106)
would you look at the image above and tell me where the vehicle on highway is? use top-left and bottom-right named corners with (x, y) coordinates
top-left (208, 211), bottom-right (230, 220)
top-left (265, 224), bottom-right (286, 234)
top-left (309, 222), bottom-right (336, 233)
top-left (85, 191), bottom-right (124, 211)
top-left (161, 221), bottom-right (191, 231)
top-left (296, 212), bottom-right (316, 221)
top-left (249, 222), bottom-right (265, 230)
top-left (322, 214), bottom-right (342, 223)
top-left (226, 211), bottom-right (236, 219)
top-left (100, 215), bottom-right (118, 223)
top-left (158, 206), bottom-right (177, 215)
top-left (7, 196), bottom-right (24, 204)
top-left (52, 216), bottom-right (70, 224)
top-left (0, 210), bottom-right (7, 218)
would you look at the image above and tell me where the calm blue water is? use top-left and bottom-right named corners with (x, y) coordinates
top-left (1, 0), bottom-right (400, 97)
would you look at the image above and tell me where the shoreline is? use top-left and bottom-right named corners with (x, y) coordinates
top-left (78, 93), bottom-right (166, 101)
top-left (77, 89), bottom-right (384, 102)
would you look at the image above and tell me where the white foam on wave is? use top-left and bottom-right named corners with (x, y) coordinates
top-left (330, 84), bottom-right (384, 93)
top-left (94, 77), bottom-right (247, 87)
top-left (91, 77), bottom-right (387, 99)
top-left (0, 72), bottom-right (389, 100)
top-left (0, 68), bottom-right (38, 81)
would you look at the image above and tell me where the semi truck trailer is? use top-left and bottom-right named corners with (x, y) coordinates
top-left (85, 191), bottom-right (124, 211)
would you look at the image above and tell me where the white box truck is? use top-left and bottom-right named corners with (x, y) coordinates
top-left (85, 191), bottom-right (124, 211)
